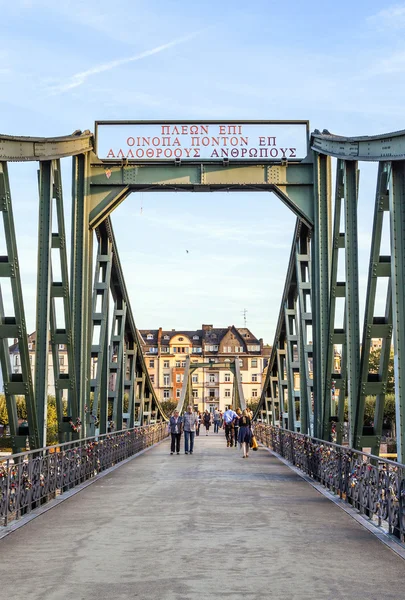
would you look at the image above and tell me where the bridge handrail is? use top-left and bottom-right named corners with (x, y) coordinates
top-left (0, 422), bottom-right (169, 528)
top-left (255, 424), bottom-right (405, 543)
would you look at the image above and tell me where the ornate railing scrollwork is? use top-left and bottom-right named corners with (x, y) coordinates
top-left (255, 424), bottom-right (405, 542)
top-left (0, 423), bottom-right (168, 527)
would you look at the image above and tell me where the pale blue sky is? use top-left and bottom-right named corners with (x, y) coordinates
top-left (1, 0), bottom-right (405, 345)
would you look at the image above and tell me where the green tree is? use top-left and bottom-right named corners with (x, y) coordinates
top-left (0, 394), bottom-right (9, 426)
top-left (160, 400), bottom-right (177, 416)
top-left (368, 348), bottom-right (395, 393)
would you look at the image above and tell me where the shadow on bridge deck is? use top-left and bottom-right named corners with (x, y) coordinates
top-left (0, 433), bottom-right (404, 600)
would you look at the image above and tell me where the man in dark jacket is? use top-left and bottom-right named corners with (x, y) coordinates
top-left (169, 410), bottom-right (183, 455)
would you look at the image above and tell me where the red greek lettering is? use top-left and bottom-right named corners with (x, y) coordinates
top-left (231, 148), bottom-right (239, 157)
top-left (107, 149), bottom-right (115, 158)
top-left (174, 148), bottom-right (182, 157)
top-left (164, 149), bottom-right (173, 157)
top-left (152, 137), bottom-right (160, 146)
top-left (270, 148), bottom-right (278, 157)
top-left (161, 126), bottom-right (170, 135)
top-left (289, 148), bottom-right (296, 157)
top-left (190, 126), bottom-right (198, 134)
top-left (127, 137), bottom-right (135, 146)
top-left (146, 149), bottom-right (153, 158)
top-left (136, 149), bottom-right (144, 158)
top-left (193, 148), bottom-right (200, 158)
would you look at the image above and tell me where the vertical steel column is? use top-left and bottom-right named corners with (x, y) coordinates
top-left (108, 301), bottom-right (127, 431)
top-left (284, 295), bottom-right (299, 431)
top-left (276, 339), bottom-right (288, 428)
top-left (323, 160), bottom-right (346, 442)
top-left (295, 226), bottom-right (313, 435)
top-left (233, 356), bottom-right (246, 412)
top-left (0, 162), bottom-right (39, 450)
top-left (71, 153), bottom-right (93, 437)
top-left (35, 161), bottom-right (53, 447)
top-left (354, 165), bottom-right (392, 454)
top-left (313, 153), bottom-right (332, 438)
top-left (344, 161), bottom-right (360, 447)
top-left (49, 161), bottom-right (78, 442)
top-left (126, 344), bottom-right (137, 429)
top-left (389, 160), bottom-right (405, 463)
top-left (90, 236), bottom-right (112, 434)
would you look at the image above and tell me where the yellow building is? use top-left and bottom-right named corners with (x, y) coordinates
top-left (140, 324), bottom-right (268, 412)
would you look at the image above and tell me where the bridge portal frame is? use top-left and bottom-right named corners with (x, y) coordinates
top-left (1, 125), bottom-right (405, 461)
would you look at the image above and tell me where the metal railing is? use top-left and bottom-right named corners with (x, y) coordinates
top-left (0, 422), bottom-right (168, 527)
top-left (255, 424), bottom-right (405, 542)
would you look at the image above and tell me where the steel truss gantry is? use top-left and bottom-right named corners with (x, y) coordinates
top-left (177, 356), bottom-right (246, 416)
top-left (1, 125), bottom-right (405, 461)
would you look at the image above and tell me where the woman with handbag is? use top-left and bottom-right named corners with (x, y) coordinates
top-left (237, 409), bottom-right (252, 458)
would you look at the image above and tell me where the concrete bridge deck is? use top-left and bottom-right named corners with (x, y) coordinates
top-left (0, 432), bottom-right (404, 600)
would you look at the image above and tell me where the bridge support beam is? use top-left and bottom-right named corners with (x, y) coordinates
top-left (312, 154), bottom-right (332, 438)
top-left (389, 160), bottom-right (405, 463)
top-left (71, 154), bottom-right (93, 437)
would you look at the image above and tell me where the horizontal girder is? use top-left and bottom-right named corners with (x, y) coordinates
top-left (311, 129), bottom-right (405, 161)
top-left (0, 131), bottom-right (93, 161)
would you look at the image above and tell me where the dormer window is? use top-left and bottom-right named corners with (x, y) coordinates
top-left (147, 334), bottom-right (153, 340)
top-left (193, 335), bottom-right (199, 340)
top-left (178, 337), bottom-right (184, 341)
top-left (163, 335), bottom-right (170, 340)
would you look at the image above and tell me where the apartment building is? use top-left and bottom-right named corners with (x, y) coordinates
top-left (139, 324), bottom-right (269, 412)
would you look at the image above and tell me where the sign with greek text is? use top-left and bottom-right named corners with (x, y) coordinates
top-left (95, 121), bottom-right (308, 162)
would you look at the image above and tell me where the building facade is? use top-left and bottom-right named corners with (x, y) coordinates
top-left (139, 324), bottom-right (269, 412)
top-left (8, 332), bottom-right (69, 398)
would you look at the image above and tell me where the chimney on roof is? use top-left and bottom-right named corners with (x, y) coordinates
top-left (202, 324), bottom-right (213, 331)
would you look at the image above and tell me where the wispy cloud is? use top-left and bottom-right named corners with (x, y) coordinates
top-left (49, 31), bottom-right (203, 94)
top-left (367, 3), bottom-right (405, 30)
top-left (136, 210), bottom-right (292, 250)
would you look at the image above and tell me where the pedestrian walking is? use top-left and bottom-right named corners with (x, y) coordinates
top-left (203, 409), bottom-right (211, 435)
top-left (196, 411), bottom-right (201, 436)
top-left (238, 409), bottom-right (252, 458)
top-left (233, 408), bottom-right (242, 448)
top-left (168, 410), bottom-right (183, 455)
top-left (183, 405), bottom-right (199, 454)
top-left (222, 405), bottom-right (238, 447)
top-left (213, 409), bottom-right (221, 433)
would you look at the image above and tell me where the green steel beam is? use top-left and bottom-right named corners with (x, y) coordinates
top-left (88, 157), bottom-right (314, 227)
top-left (35, 161), bottom-right (53, 448)
top-left (354, 165), bottom-right (392, 454)
top-left (323, 160), bottom-right (346, 443)
top-left (71, 154), bottom-right (93, 437)
top-left (125, 345), bottom-right (137, 429)
top-left (108, 301), bottom-right (127, 431)
top-left (389, 160), bottom-right (405, 463)
top-left (295, 225), bottom-right (313, 434)
top-left (0, 162), bottom-right (39, 450)
top-left (49, 161), bottom-right (79, 443)
top-left (90, 236), bottom-right (112, 435)
top-left (284, 293), bottom-right (299, 431)
top-left (312, 153), bottom-right (332, 438)
top-left (344, 161), bottom-right (360, 447)
top-left (233, 356), bottom-right (246, 411)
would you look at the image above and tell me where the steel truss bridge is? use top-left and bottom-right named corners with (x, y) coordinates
top-left (0, 123), bottom-right (405, 462)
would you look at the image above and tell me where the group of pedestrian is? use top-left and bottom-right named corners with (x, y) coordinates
top-left (169, 405), bottom-right (199, 455)
top-left (222, 405), bottom-right (254, 457)
top-left (168, 405), bottom-right (255, 458)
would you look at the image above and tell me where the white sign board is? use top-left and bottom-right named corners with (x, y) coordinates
top-left (96, 122), bottom-right (308, 161)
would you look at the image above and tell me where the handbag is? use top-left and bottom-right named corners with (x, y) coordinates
top-left (251, 435), bottom-right (258, 451)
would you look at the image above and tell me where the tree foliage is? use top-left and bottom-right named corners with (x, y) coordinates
top-left (368, 348), bottom-right (395, 394)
